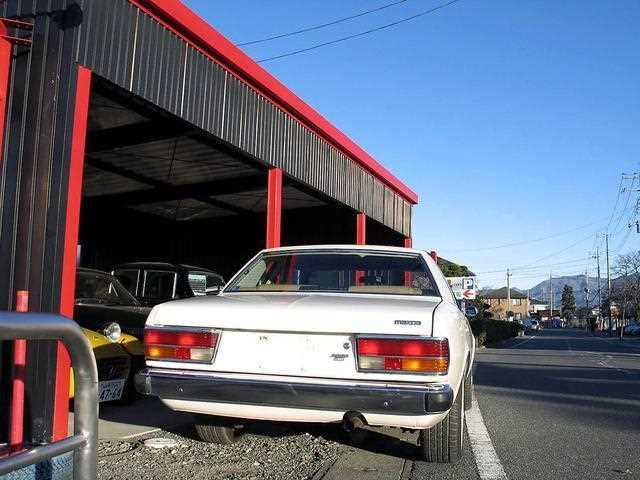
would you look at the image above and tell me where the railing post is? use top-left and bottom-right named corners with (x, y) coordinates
top-left (0, 312), bottom-right (98, 479)
top-left (9, 291), bottom-right (28, 452)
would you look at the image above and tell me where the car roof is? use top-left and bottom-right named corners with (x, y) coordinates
top-left (114, 262), bottom-right (222, 276)
top-left (261, 244), bottom-right (424, 254)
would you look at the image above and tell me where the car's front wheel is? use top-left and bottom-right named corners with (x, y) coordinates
top-left (193, 415), bottom-right (241, 444)
top-left (419, 383), bottom-right (465, 463)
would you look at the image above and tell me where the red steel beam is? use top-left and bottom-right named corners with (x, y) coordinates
top-left (355, 213), bottom-right (367, 285)
top-left (128, 0), bottom-right (418, 205)
top-left (52, 66), bottom-right (92, 441)
top-left (266, 168), bottom-right (282, 249)
top-left (404, 237), bottom-right (412, 248)
top-left (356, 213), bottom-right (367, 246)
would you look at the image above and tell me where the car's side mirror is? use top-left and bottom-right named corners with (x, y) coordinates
top-left (465, 306), bottom-right (479, 318)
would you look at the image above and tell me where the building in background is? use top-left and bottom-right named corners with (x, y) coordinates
top-left (529, 298), bottom-right (548, 315)
top-left (483, 287), bottom-right (529, 321)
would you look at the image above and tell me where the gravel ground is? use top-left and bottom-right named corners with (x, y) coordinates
top-left (97, 423), bottom-right (346, 480)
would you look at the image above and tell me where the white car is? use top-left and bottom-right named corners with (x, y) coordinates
top-left (136, 245), bottom-right (475, 463)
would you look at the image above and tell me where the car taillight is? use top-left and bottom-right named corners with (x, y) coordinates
top-left (356, 337), bottom-right (449, 374)
top-left (144, 328), bottom-right (219, 363)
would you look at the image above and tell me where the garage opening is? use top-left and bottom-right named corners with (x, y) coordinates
top-left (78, 78), bottom-right (377, 284)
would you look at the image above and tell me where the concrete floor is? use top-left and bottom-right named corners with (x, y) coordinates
top-left (70, 396), bottom-right (191, 440)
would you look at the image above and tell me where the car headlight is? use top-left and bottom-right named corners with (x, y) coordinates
top-left (103, 323), bottom-right (122, 343)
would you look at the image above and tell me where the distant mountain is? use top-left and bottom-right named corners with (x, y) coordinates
top-left (528, 275), bottom-right (603, 308)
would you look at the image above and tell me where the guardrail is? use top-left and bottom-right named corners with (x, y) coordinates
top-left (0, 312), bottom-right (98, 479)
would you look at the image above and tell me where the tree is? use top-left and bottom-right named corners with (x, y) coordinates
top-left (561, 284), bottom-right (576, 319)
top-left (437, 258), bottom-right (473, 277)
top-left (612, 251), bottom-right (640, 323)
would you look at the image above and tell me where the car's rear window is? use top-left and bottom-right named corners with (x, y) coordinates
top-left (225, 250), bottom-right (439, 297)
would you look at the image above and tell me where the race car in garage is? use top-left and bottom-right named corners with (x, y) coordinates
top-left (113, 262), bottom-right (225, 307)
top-left (137, 245), bottom-right (475, 463)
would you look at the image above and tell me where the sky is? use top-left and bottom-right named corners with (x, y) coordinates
top-left (184, 0), bottom-right (640, 290)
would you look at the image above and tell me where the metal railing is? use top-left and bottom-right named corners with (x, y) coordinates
top-left (0, 312), bottom-right (98, 479)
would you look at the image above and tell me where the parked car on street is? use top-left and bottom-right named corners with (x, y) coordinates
top-left (113, 262), bottom-right (225, 307)
top-left (74, 267), bottom-right (150, 401)
top-left (522, 318), bottom-right (541, 334)
top-left (137, 245), bottom-right (475, 463)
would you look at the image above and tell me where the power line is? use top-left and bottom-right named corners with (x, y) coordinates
top-left (257, 0), bottom-right (463, 63)
top-left (517, 232), bottom-right (595, 269)
top-left (442, 217), bottom-right (608, 253)
top-left (478, 264), bottom-right (591, 280)
top-left (238, 0), bottom-right (411, 47)
top-left (606, 174), bottom-right (624, 232)
top-left (474, 257), bottom-right (594, 275)
top-left (611, 174), bottom-right (637, 234)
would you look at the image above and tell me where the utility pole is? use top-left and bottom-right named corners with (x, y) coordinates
top-left (584, 264), bottom-right (590, 330)
top-left (506, 269), bottom-right (511, 321)
top-left (606, 233), bottom-right (612, 335)
top-left (549, 271), bottom-right (553, 321)
top-left (595, 247), bottom-right (602, 329)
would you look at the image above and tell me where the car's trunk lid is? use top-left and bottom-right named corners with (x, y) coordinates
top-left (148, 293), bottom-right (440, 379)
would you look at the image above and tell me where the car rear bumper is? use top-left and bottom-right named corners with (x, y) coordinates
top-left (135, 368), bottom-right (453, 416)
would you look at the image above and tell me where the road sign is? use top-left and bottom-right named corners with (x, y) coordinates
top-left (446, 276), bottom-right (477, 300)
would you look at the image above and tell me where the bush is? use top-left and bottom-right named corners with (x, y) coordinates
top-left (470, 319), bottom-right (523, 347)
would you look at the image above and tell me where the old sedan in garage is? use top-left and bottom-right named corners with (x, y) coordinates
top-left (137, 245), bottom-right (475, 463)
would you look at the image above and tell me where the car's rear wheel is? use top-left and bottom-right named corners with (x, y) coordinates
top-left (419, 383), bottom-right (465, 463)
top-left (193, 416), bottom-right (241, 444)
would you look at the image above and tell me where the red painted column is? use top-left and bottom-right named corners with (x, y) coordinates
top-left (3, 27), bottom-right (24, 453)
top-left (356, 213), bottom-right (366, 245)
top-left (52, 66), bottom-right (92, 441)
top-left (0, 21), bottom-right (11, 169)
top-left (266, 168), bottom-right (282, 249)
top-left (355, 213), bottom-right (366, 285)
top-left (404, 237), bottom-right (412, 248)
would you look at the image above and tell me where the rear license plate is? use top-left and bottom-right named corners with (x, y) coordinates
top-left (98, 379), bottom-right (125, 402)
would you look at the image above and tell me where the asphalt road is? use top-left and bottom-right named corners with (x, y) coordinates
top-left (468, 329), bottom-right (640, 480)
top-left (328, 328), bottom-right (640, 480)
top-left (91, 328), bottom-right (640, 480)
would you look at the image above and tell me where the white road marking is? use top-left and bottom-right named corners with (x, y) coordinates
top-left (505, 335), bottom-right (537, 349)
top-left (466, 397), bottom-right (508, 480)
